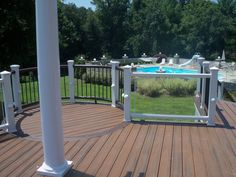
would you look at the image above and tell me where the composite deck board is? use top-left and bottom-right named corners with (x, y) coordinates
top-left (120, 124), bottom-right (149, 177)
top-left (145, 125), bottom-right (165, 177)
top-left (95, 125), bottom-right (133, 177)
top-left (132, 125), bottom-right (157, 177)
top-left (171, 125), bottom-right (182, 177)
top-left (83, 129), bottom-right (123, 176)
top-left (190, 126), bottom-right (208, 177)
top-left (158, 125), bottom-right (174, 177)
top-left (182, 126), bottom-right (195, 177)
top-left (0, 101), bottom-right (236, 177)
top-left (198, 126), bottom-right (223, 177)
top-left (108, 124), bottom-right (141, 177)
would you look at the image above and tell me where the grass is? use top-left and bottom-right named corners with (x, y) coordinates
top-left (131, 92), bottom-right (195, 115)
top-left (19, 76), bottom-right (112, 105)
top-left (131, 92), bottom-right (196, 122)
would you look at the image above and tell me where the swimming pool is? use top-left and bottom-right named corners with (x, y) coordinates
top-left (136, 66), bottom-right (224, 79)
top-left (136, 66), bottom-right (198, 74)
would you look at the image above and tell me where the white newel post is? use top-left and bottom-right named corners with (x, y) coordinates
top-left (207, 67), bottom-right (219, 126)
top-left (218, 81), bottom-right (224, 100)
top-left (111, 61), bottom-right (120, 107)
top-left (10, 65), bottom-right (22, 113)
top-left (1, 71), bottom-right (16, 132)
top-left (200, 61), bottom-right (210, 109)
top-left (35, 0), bottom-right (72, 176)
top-left (67, 60), bottom-right (75, 103)
top-left (196, 57), bottom-right (205, 96)
top-left (123, 65), bottom-right (132, 122)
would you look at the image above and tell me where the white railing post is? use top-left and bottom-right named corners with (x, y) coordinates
top-left (1, 71), bottom-right (16, 132)
top-left (67, 60), bottom-right (75, 103)
top-left (111, 61), bottom-right (120, 107)
top-left (218, 81), bottom-right (224, 100)
top-left (196, 57), bottom-right (205, 96)
top-left (10, 65), bottom-right (22, 113)
top-left (123, 65), bottom-right (132, 122)
top-left (200, 61), bottom-right (210, 109)
top-left (35, 0), bottom-right (72, 176)
top-left (207, 67), bottom-right (219, 126)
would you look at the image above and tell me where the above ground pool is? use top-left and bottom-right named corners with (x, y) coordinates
top-left (136, 66), bottom-right (224, 79)
top-left (136, 66), bottom-right (198, 74)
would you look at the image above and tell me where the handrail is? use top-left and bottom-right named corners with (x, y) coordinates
top-left (132, 72), bottom-right (211, 78)
top-left (74, 64), bottom-right (111, 69)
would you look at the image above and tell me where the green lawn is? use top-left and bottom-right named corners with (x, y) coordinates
top-left (131, 92), bottom-right (195, 115)
top-left (19, 76), bottom-right (112, 104)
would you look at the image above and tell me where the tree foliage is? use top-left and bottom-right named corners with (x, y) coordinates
top-left (0, 0), bottom-right (235, 69)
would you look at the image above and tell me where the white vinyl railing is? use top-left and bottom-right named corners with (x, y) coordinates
top-left (122, 65), bottom-right (219, 126)
top-left (0, 71), bottom-right (16, 132)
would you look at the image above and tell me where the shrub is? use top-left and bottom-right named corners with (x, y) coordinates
top-left (74, 55), bottom-right (86, 79)
top-left (82, 69), bottom-right (112, 86)
top-left (137, 78), bottom-right (196, 97)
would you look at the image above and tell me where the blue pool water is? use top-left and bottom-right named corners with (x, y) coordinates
top-left (136, 66), bottom-right (224, 79)
top-left (136, 66), bottom-right (198, 74)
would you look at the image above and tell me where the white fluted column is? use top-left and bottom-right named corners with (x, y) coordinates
top-left (35, 0), bottom-right (72, 176)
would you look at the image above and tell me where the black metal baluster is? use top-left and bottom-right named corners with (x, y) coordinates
top-left (98, 68), bottom-right (100, 98)
top-left (25, 75), bottom-right (29, 104)
top-left (28, 73), bottom-right (33, 103)
top-left (102, 67), bottom-right (104, 100)
top-left (32, 71), bottom-right (36, 102)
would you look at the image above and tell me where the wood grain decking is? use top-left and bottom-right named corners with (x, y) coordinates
top-left (0, 101), bottom-right (236, 177)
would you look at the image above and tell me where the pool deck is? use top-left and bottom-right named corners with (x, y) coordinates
top-left (0, 101), bottom-right (236, 177)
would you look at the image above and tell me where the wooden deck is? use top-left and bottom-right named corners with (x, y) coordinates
top-left (0, 101), bottom-right (236, 177)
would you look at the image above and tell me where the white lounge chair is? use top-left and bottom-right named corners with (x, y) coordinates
top-left (168, 59), bottom-right (173, 66)
top-left (160, 58), bottom-right (166, 65)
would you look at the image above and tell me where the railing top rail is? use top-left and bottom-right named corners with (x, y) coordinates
top-left (116, 67), bottom-right (123, 71)
top-left (132, 72), bottom-right (211, 79)
top-left (19, 67), bottom-right (38, 72)
top-left (60, 64), bottom-right (68, 68)
top-left (74, 64), bottom-right (111, 69)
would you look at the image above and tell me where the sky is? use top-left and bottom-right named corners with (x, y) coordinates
top-left (65, 0), bottom-right (95, 9)
top-left (65, 0), bottom-right (218, 9)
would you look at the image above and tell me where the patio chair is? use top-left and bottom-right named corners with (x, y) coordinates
top-left (168, 59), bottom-right (173, 66)
top-left (160, 58), bottom-right (166, 65)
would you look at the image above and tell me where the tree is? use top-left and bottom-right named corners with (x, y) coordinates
top-left (58, 3), bottom-right (88, 62)
top-left (0, 0), bottom-right (36, 69)
top-left (217, 0), bottom-right (236, 61)
top-left (92, 0), bottom-right (131, 58)
top-left (179, 0), bottom-right (232, 59)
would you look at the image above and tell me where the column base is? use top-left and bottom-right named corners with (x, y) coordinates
top-left (37, 160), bottom-right (72, 177)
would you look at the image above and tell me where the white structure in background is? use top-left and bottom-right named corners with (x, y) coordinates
top-left (35, 0), bottom-right (72, 176)
top-left (122, 54), bottom-right (128, 59)
top-left (101, 54), bottom-right (107, 60)
top-left (222, 50), bottom-right (225, 61)
top-left (179, 54), bottom-right (200, 67)
top-left (141, 53), bottom-right (147, 57)
top-left (160, 58), bottom-right (166, 65)
top-left (174, 53), bottom-right (180, 64)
